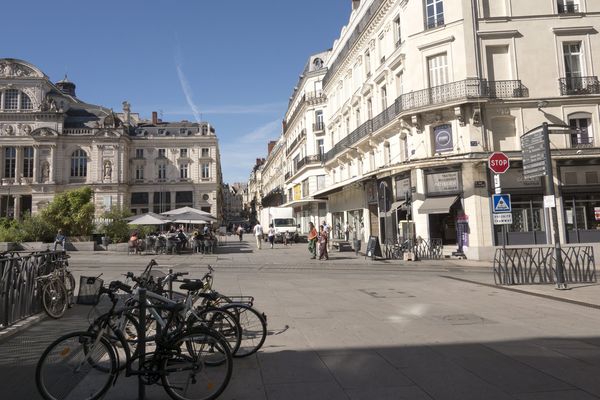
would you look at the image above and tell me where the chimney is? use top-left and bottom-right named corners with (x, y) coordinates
top-left (352, 0), bottom-right (361, 11)
top-left (152, 111), bottom-right (158, 125)
top-left (267, 141), bottom-right (277, 155)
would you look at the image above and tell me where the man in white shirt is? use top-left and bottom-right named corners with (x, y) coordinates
top-left (253, 223), bottom-right (264, 249)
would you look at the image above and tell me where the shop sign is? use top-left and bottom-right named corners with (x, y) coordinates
top-left (426, 171), bottom-right (460, 194)
top-left (474, 181), bottom-right (486, 188)
top-left (395, 177), bottom-right (411, 200)
top-left (293, 184), bottom-right (301, 201)
top-left (434, 124), bottom-right (453, 153)
top-left (595, 207), bottom-right (600, 221)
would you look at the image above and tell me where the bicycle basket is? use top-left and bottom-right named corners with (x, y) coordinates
top-left (77, 276), bottom-right (104, 305)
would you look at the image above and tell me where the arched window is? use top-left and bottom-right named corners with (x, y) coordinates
top-left (20, 93), bottom-right (33, 110)
top-left (3, 89), bottom-right (18, 110)
top-left (71, 149), bottom-right (87, 177)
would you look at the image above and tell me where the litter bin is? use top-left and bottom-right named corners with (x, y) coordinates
top-left (353, 239), bottom-right (361, 256)
top-left (101, 236), bottom-right (110, 247)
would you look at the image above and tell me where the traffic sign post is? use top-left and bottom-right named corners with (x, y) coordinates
top-left (488, 153), bottom-right (512, 282)
top-left (488, 152), bottom-right (510, 174)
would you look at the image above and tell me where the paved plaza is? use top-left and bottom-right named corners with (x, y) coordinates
top-left (1, 239), bottom-right (600, 399)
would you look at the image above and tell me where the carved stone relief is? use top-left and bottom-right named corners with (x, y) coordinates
top-left (0, 61), bottom-right (36, 78)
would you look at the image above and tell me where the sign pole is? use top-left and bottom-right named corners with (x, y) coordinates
top-left (542, 123), bottom-right (567, 289)
top-left (495, 174), bottom-right (511, 284)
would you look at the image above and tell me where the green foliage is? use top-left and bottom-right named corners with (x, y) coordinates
top-left (40, 187), bottom-right (95, 236)
top-left (100, 207), bottom-right (133, 244)
top-left (19, 214), bottom-right (55, 242)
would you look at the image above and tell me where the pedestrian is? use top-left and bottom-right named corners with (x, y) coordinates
top-left (318, 225), bottom-right (329, 260)
top-left (267, 224), bottom-right (276, 249)
top-left (322, 220), bottom-right (331, 251)
top-left (285, 230), bottom-right (293, 246)
top-left (283, 230), bottom-right (288, 246)
top-left (344, 222), bottom-right (350, 242)
top-left (253, 222), bottom-right (264, 249)
top-left (53, 229), bottom-right (66, 252)
top-left (307, 222), bottom-right (317, 259)
top-left (237, 225), bottom-right (244, 242)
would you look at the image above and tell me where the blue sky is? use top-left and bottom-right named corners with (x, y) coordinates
top-left (4, 0), bottom-right (351, 183)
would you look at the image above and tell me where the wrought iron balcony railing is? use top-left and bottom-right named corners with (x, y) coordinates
top-left (295, 154), bottom-right (323, 171)
top-left (286, 129), bottom-right (306, 155)
top-left (559, 76), bottom-right (600, 95)
top-left (313, 122), bottom-right (325, 133)
top-left (571, 135), bottom-right (594, 148)
top-left (558, 3), bottom-right (579, 13)
top-left (324, 78), bottom-right (528, 162)
top-left (425, 16), bottom-right (445, 30)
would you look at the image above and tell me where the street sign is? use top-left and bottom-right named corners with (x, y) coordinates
top-left (543, 195), bottom-right (556, 209)
top-left (521, 129), bottom-right (550, 179)
top-left (493, 213), bottom-right (513, 225)
top-left (492, 194), bottom-right (512, 213)
top-left (488, 152), bottom-right (510, 174)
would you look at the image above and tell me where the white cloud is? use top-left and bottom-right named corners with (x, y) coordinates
top-left (241, 119), bottom-right (281, 142)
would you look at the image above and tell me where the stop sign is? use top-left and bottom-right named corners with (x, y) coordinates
top-left (488, 152), bottom-right (510, 174)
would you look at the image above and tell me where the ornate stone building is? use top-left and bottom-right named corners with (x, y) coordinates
top-left (0, 58), bottom-right (222, 221)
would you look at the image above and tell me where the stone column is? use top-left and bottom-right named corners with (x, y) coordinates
top-left (33, 146), bottom-right (39, 183)
top-left (149, 191), bottom-right (154, 213)
top-left (50, 145), bottom-right (56, 183)
top-left (15, 147), bottom-right (22, 184)
top-left (13, 194), bottom-right (20, 219)
top-left (170, 191), bottom-right (176, 211)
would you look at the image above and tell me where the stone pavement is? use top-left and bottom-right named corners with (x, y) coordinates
top-left (1, 239), bottom-right (600, 399)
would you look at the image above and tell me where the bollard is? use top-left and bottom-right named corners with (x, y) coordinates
top-left (168, 268), bottom-right (173, 300)
top-left (138, 288), bottom-right (146, 400)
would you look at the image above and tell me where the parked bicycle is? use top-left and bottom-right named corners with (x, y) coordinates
top-left (36, 253), bottom-right (75, 318)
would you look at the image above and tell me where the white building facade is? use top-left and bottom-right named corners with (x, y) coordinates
top-left (312, 0), bottom-right (600, 259)
top-left (0, 59), bottom-right (223, 221)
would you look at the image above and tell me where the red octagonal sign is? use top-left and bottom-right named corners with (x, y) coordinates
top-left (489, 152), bottom-right (510, 174)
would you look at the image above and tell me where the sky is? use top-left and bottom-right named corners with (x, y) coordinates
top-left (3, 0), bottom-right (351, 183)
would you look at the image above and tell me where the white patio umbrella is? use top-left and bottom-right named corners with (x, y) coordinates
top-left (170, 211), bottom-right (212, 225)
top-left (128, 212), bottom-right (173, 225)
top-left (162, 206), bottom-right (217, 221)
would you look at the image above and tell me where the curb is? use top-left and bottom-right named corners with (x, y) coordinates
top-left (0, 313), bottom-right (47, 344)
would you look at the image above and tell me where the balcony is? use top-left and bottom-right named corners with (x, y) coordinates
top-left (559, 76), bottom-right (600, 95)
top-left (324, 78), bottom-right (528, 162)
top-left (296, 154), bottom-right (324, 171)
top-left (285, 172), bottom-right (291, 180)
top-left (286, 129), bottom-right (306, 155)
top-left (313, 122), bottom-right (325, 134)
top-left (558, 3), bottom-right (580, 13)
top-left (571, 135), bottom-right (594, 149)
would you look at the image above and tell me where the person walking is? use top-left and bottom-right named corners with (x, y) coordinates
top-left (307, 222), bottom-right (317, 259)
top-left (267, 224), bottom-right (276, 249)
top-left (322, 220), bottom-right (331, 251)
top-left (53, 229), bottom-right (66, 252)
top-left (237, 225), bottom-right (244, 242)
top-left (253, 222), bottom-right (264, 249)
top-left (318, 224), bottom-right (329, 260)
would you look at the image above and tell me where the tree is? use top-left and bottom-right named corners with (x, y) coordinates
top-left (100, 207), bottom-right (133, 244)
top-left (40, 187), bottom-right (95, 237)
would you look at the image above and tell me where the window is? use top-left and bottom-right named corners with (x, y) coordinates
top-left (345, 117), bottom-right (351, 134)
top-left (131, 192), bottom-right (149, 205)
top-left (394, 16), bottom-right (402, 47)
top-left (158, 148), bottom-right (166, 158)
top-left (425, 0), bottom-right (444, 29)
top-left (302, 179), bottom-right (310, 198)
top-left (180, 148), bottom-right (188, 158)
top-left (365, 50), bottom-right (372, 77)
top-left (180, 163), bottom-right (189, 179)
top-left (428, 53), bottom-right (449, 87)
top-left (367, 98), bottom-right (373, 120)
top-left (3, 89), bottom-right (18, 110)
top-left (158, 164), bottom-right (166, 180)
top-left (201, 163), bottom-right (210, 179)
top-left (176, 191), bottom-right (193, 207)
top-left (23, 147), bottom-right (33, 178)
top-left (317, 175), bottom-right (326, 191)
top-left (4, 147), bottom-right (16, 178)
top-left (563, 42), bottom-right (584, 92)
top-left (20, 93), bottom-right (32, 110)
top-left (381, 85), bottom-right (388, 110)
top-left (201, 148), bottom-right (210, 158)
top-left (396, 71), bottom-right (404, 96)
top-left (70, 149), bottom-right (87, 177)
top-left (135, 148), bottom-right (144, 158)
top-left (135, 165), bottom-right (144, 180)
top-left (201, 125), bottom-right (208, 135)
top-left (317, 139), bottom-right (325, 156)
top-left (153, 192), bottom-right (171, 213)
top-left (558, 0), bottom-right (579, 13)
top-left (569, 115), bottom-right (593, 147)
top-left (355, 108), bottom-right (361, 128)
top-left (315, 110), bottom-right (324, 131)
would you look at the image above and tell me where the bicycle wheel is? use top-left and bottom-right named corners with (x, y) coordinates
top-left (220, 303), bottom-right (267, 357)
top-left (188, 308), bottom-right (242, 356)
top-left (161, 328), bottom-right (232, 400)
top-left (89, 311), bottom-right (141, 371)
top-left (36, 331), bottom-right (117, 400)
top-left (42, 280), bottom-right (68, 319)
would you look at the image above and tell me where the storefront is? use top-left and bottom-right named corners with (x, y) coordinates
top-left (559, 162), bottom-right (600, 243)
top-left (393, 173), bottom-right (412, 242)
top-left (419, 168), bottom-right (463, 246)
top-left (492, 166), bottom-right (546, 245)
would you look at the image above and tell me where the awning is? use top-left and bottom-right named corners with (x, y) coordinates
top-left (418, 196), bottom-right (459, 214)
top-left (390, 200), bottom-right (408, 211)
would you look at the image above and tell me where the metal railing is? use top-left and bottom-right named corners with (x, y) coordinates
top-left (384, 238), bottom-right (443, 260)
top-left (558, 3), bottom-right (579, 13)
top-left (324, 79), bottom-right (527, 162)
top-left (559, 76), bottom-right (600, 95)
top-left (286, 129), bottom-right (306, 155)
top-left (313, 122), bottom-right (325, 132)
top-left (295, 154), bottom-right (323, 170)
top-left (425, 16), bottom-right (445, 30)
top-left (1, 251), bottom-right (65, 330)
top-left (493, 246), bottom-right (596, 285)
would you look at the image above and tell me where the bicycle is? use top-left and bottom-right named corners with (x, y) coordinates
top-left (36, 279), bottom-right (233, 400)
top-left (36, 254), bottom-right (75, 318)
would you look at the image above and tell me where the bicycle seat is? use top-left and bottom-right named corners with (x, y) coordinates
top-left (179, 280), bottom-right (204, 292)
